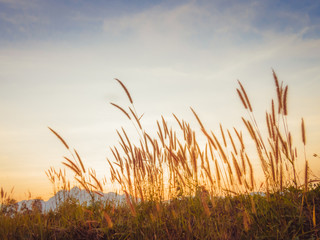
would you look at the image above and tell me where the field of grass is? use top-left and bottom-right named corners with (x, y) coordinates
top-left (1, 71), bottom-right (319, 239)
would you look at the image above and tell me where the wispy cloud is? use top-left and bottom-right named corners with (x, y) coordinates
top-left (1, 0), bottom-right (319, 44)
top-left (0, 0), bottom-right (37, 8)
top-left (100, 0), bottom-right (320, 55)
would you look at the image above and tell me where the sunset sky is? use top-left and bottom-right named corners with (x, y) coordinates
top-left (1, 0), bottom-right (320, 201)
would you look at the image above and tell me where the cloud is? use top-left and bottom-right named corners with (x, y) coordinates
top-left (0, 0), bottom-right (37, 8)
top-left (102, 2), bottom-right (251, 40)
top-left (102, 0), bottom-right (320, 44)
top-left (101, 3), bottom-right (194, 36)
top-left (1, 0), bottom-right (319, 45)
top-left (0, 11), bottom-right (38, 25)
top-left (98, 0), bottom-right (320, 81)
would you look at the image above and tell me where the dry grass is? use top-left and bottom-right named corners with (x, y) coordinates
top-left (103, 71), bottom-right (311, 203)
top-left (1, 71), bottom-right (319, 239)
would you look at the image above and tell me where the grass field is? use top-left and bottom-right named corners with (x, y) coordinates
top-left (1, 71), bottom-right (319, 239)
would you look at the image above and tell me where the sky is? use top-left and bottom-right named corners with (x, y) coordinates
top-left (1, 0), bottom-right (320, 201)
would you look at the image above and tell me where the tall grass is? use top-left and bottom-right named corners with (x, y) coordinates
top-left (1, 71), bottom-right (319, 239)
top-left (106, 70), bottom-right (311, 202)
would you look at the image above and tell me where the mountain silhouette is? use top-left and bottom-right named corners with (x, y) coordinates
top-left (17, 187), bottom-right (125, 213)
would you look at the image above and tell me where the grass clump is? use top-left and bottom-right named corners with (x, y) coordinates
top-left (1, 71), bottom-right (319, 239)
top-left (1, 187), bottom-right (319, 239)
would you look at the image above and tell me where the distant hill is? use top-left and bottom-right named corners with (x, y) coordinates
top-left (16, 187), bottom-right (126, 213)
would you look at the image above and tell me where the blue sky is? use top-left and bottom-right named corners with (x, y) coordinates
top-left (1, 0), bottom-right (320, 200)
top-left (1, 0), bottom-right (320, 44)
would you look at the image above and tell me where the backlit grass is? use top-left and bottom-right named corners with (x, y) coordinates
top-left (1, 71), bottom-right (319, 239)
